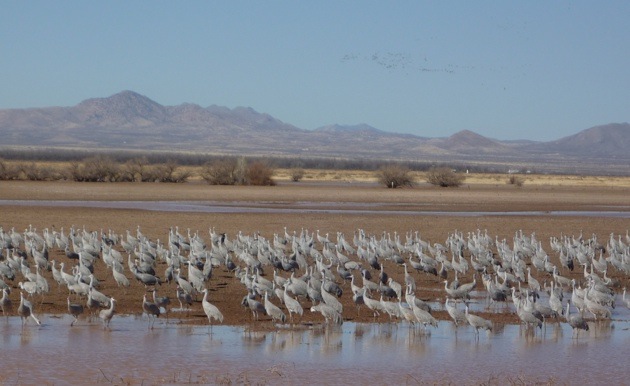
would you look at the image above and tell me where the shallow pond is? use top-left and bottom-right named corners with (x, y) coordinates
top-left (2, 315), bottom-right (629, 385)
top-left (1, 199), bottom-right (630, 217)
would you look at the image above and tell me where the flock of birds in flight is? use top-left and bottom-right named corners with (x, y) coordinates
top-left (1, 224), bottom-right (629, 338)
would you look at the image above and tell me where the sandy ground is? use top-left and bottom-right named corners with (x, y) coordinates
top-left (0, 180), bottom-right (628, 328)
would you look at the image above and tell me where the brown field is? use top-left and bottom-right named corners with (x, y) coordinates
top-left (0, 178), bottom-right (628, 328)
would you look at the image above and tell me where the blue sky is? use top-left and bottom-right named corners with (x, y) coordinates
top-left (1, 1), bottom-right (628, 141)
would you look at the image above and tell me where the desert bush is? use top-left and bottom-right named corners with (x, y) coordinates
top-left (507, 175), bottom-right (524, 187)
top-left (67, 155), bottom-right (121, 182)
top-left (17, 162), bottom-right (61, 181)
top-left (246, 161), bottom-right (276, 186)
top-left (290, 168), bottom-right (305, 182)
top-left (426, 167), bottom-right (465, 187)
top-left (121, 156), bottom-right (150, 182)
top-left (0, 159), bottom-right (21, 180)
top-left (201, 158), bottom-right (240, 185)
top-left (377, 164), bottom-right (414, 188)
top-left (151, 160), bottom-right (190, 183)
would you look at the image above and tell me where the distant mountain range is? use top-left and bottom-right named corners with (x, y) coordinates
top-left (1, 90), bottom-right (629, 173)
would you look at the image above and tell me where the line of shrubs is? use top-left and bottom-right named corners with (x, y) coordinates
top-left (0, 156), bottom-right (276, 186)
top-left (0, 156), bottom-right (470, 188)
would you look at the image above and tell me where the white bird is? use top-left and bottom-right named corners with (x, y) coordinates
top-left (201, 288), bottom-right (224, 329)
top-left (1, 288), bottom-right (12, 317)
top-left (99, 297), bottom-right (116, 329)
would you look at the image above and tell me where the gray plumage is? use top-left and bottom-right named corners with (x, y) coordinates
top-left (445, 298), bottom-right (466, 326)
top-left (408, 293), bottom-right (437, 328)
top-left (310, 303), bottom-right (343, 325)
top-left (243, 292), bottom-right (266, 320)
top-left (565, 300), bottom-right (589, 337)
top-left (264, 291), bottom-right (286, 324)
top-left (153, 289), bottom-right (170, 314)
top-left (176, 285), bottom-right (193, 310)
top-left (18, 291), bottom-right (41, 326)
top-left (67, 297), bottom-right (84, 326)
top-left (321, 283), bottom-right (343, 315)
top-left (282, 282), bottom-right (303, 321)
top-left (143, 293), bottom-right (161, 329)
top-left (464, 304), bottom-right (492, 334)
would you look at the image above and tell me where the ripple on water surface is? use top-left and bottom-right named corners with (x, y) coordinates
top-left (1, 315), bottom-right (629, 384)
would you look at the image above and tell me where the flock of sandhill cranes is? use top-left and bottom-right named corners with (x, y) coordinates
top-left (0, 224), bottom-right (628, 338)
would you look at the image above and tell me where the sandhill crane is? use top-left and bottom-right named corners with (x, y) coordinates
top-left (50, 260), bottom-right (64, 287)
top-left (153, 289), bottom-right (170, 316)
top-left (321, 283), bottom-right (343, 315)
top-left (515, 296), bottom-right (543, 330)
top-left (264, 291), bottom-right (286, 324)
top-left (443, 280), bottom-right (471, 301)
top-left (378, 263), bottom-right (388, 285)
top-left (310, 303), bottom-right (343, 325)
top-left (553, 266), bottom-right (572, 289)
top-left (176, 285), bottom-right (193, 311)
top-left (201, 288), bottom-right (223, 329)
top-left (464, 304), bottom-right (492, 335)
top-left (285, 275), bottom-right (308, 299)
top-left (18, 281), bottom-right (38, 297)
top-left (1, 288), bottom-right (12, 317)
top-left (282, 282), bottom-right (303, 322)
top-left (18, 291), bottom-right (41, 327)
top-left (112, 265), bottom-right (130, 288)
top-left (402, 263), bottom-right (416, 293)
top-left (242, 292), bottom-right (266, 321)
top-left (564, 300), bottom-right (589, 338)
top-left (623, 288), bottom-right (630, 309)
top-left (132, 265), bottom-right (161, 287)
top-left (445, 298), bottom-right (466, 326)
top-left (527, 267), bottom-right (541, 292)
top-left (584, 287), bottom-right (612, 319)
top-left (387, 278), bottom-right (402, 300)
top-left (408, 293), bottom-right (437, 329)
top-left (362, 288), bottom-right (383, 318)
top-left (398, 299), bottom-right (416, 326)
top-left (380, 294), bottom-right (401, 320)
top-left (548, 282), bottom-right (564, 317)
top-left (99, 297), bottom-right (116, 329)
top-left (143, 293), bottom-right (161, 329)
top-left (457, 276), bottom-right (477, 295)
top-left (67, 297), bottom-right (84, 326)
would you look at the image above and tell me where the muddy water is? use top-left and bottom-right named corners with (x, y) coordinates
top-left (1, 199), bottom-right (630, 217)
top-left (2, 316), bottom-right (628, 385)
